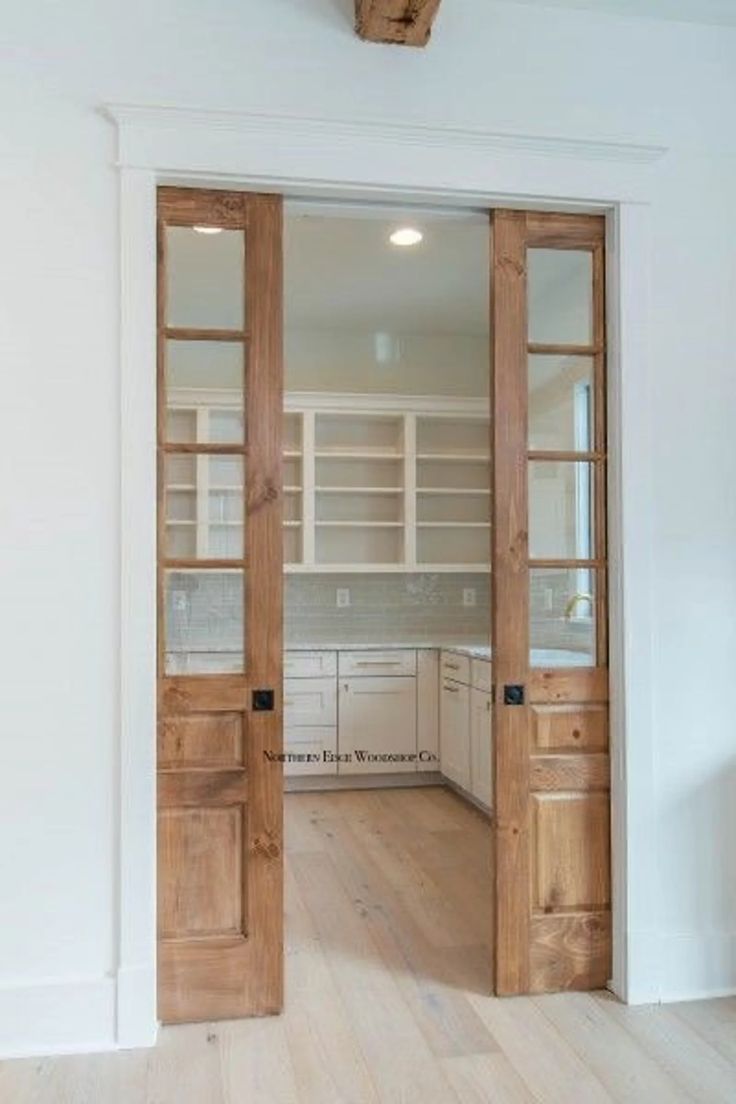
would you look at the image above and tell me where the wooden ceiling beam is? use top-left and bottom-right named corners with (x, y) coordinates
top-left (355, 0), bottom-right (443, 47)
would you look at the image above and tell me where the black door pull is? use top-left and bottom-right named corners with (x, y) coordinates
top-left (252, 689), bottom-right (275, 712)
top-left (503, 684), bottom-right (525, 706)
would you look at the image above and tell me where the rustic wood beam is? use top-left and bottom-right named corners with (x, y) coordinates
top-left (355, 0), bottom-right (442, 47)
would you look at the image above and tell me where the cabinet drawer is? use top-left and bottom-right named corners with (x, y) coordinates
top-left (284, 726), bottom-right (337, 777)
top-left (339, 650), bottom-right (416, 678)
top-left (471, 658), bottom-right (492, 693)
top-left (284, 677), bottom-right (337, 727)
top-left (284, 650), bottom-right (337, 678)
top-left (440, 650), bottom-right (470, 685)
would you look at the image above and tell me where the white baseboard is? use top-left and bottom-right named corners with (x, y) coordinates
top-left (0, 975), bottom-right (117, 1060)
top-left (625, 929), bottom-right (736, 1005)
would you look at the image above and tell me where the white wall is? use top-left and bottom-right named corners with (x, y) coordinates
top-left (1, 0), bottom-right (735, 1055)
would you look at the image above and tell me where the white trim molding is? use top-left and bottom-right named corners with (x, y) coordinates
top-left (108, 103), bottom-right (666, 1050)
top-left (103, 104), bottom-right (667, 207)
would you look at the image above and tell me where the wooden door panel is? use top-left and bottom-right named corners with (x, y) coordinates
top-left (157, 188), bottom-right (283, 1024)
top-left (532, 704), bottom-right (607, 751)
top-left (492, 210), bottom-right (610, 995)
top-left (158, 806), bottom-right (245, 938)
top-left (532, 793), bottom-right (610, 910)
top-left (158, 714), bottom-right (244, 768)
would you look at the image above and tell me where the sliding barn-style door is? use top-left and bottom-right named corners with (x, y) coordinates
top-left (157, 188), bottom-right (283, 1022)
top-left (492, 211), bottom-right (610, 994)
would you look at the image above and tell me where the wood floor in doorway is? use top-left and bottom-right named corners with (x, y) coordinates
top-left (2, 786), bottom-right (736, 1103)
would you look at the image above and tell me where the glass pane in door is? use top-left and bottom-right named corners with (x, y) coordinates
top-left (528, 461), bottom-right (594, 560)
top-left (164, 569), bottom-right (245, 674)
top-left (165, 341), bottom-right (244, 444)
top-left (530, 567), bottom-right (596, 666)
top-left (164, 454), bottom-right (244, 560)
top-left (166, 226), bottom-right (245, 330)
top-left (528, 354), bottom-right (594, 451)
top-left (527, 249), bottom-right (593, 346)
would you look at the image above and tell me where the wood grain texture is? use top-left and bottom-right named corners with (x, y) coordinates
top-left (530, 667), bottom-right (609, 704)
top-left (530, 753), bottom-right (609, 792)
top-left (530, 913), bottom-right (611, 992)
top-left (158, 714), bottom-right (244, 769)
top-left (491, 210), bottom-right (530, 995)
top-left (355, 0), bottom-right (442, 46)
top-left (532, 704), bottom-right (608, 751)
top-left (157, 187), bottom-right (283, 1024)
top-left (532, 793), bottom-right (610, 910)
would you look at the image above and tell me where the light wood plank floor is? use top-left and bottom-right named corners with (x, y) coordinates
top-left (2, 786), bottom-right (735, 1103)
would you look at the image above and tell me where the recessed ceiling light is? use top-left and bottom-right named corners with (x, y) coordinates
top-left (389, 227), bottom-right (423, 247)
top-left (193, 225), bottom-right (223, 235)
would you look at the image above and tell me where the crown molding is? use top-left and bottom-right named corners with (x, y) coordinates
top-left (104, 103), bottom-right (666, 167)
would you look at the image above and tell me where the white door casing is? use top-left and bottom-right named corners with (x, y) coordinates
top-left (111, 104), bottom-right (664, 1046)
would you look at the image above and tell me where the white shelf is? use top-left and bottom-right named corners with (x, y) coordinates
top-left (316, 486), bottom-right (403, 494)
top-left (419, 487), bottom-right (491, 495)
top-left (417, 452), bottom-right (490, 462)
top-left (417, 522), bottom-right (490, 529)
top-left (315, 521), bottom-right (403, 528)
top-left (314, 449), bottom-right (402, 460)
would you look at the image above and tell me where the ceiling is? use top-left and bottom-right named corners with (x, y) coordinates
top-left (284, 211), bottom-right (490, 336)
top-left (500, 0), bottom-right (736, 25)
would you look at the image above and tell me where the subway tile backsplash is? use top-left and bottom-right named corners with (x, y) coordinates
top-left (285, 573), bottom-right (491, 646)
top-left (166, 570), bottom-right (594, 658)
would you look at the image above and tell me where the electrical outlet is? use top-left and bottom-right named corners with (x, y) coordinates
top-left (462, 588), bottom-right (476, 608)
top-left (336, 588), bottom-right (351, 608)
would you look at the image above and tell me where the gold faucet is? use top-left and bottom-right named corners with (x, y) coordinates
top-left (564, 592), bottom-right (593, 620)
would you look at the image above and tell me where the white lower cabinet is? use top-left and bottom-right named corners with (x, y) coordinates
top-left (439, 678), bottom-right (471, 791)
top-left (283, 653), bottom-right (338, 778)
top-left (470, 689), bottom-right (493, 808)
top-left (284, 726), bottom-right (338, 776)
top-left (339, 676), bottom-right (417, 774)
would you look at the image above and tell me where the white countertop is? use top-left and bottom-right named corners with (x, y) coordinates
top-left (285, 642), bottom-right (590, 666)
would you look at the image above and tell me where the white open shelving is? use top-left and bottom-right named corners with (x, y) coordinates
top-left (165, 390), bottom-right (491, 573)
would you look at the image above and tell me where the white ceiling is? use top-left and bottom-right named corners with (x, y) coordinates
top-left (500, 0), bottom-right (736, 25)
top-left (284, 212), bottom-right (490, 337)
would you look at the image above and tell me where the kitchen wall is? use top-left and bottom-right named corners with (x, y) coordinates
top-left (2, 0), bottom-right (736, 1057)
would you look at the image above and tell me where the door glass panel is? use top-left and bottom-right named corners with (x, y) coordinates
top-left (164, 454), bottom-right (244, 560)
top-left (165, 342), bottom-right (244, 444)
top-left (528, 355), bottom-right (594, 451)
top-left (530, 568), bottom-right (596, 666)
top-left (164, 569), bottom-right (244, 674)
top-left (528, 249), bottom-right (593, 346)
top-left (528, 461), bottom-right (594, 560)
top-left (166, 226), bottom-right (245, 330)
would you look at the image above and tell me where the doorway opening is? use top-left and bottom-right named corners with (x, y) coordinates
top-left (155, 188), bottom-right (610, 1023)
top-left (281, 200), bottom-right (495, 996)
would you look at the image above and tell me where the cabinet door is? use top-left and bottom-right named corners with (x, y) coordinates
top-left (440, 678), bottom-right (471, 790)
top-left (339, 677), bottom-right (417, 774)
top-left (284, 727), bottom-right (337, 777)
top-left (283, 677), bottom-right (336, 727)
top-left (470, 689), bottom-right (493, 809)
